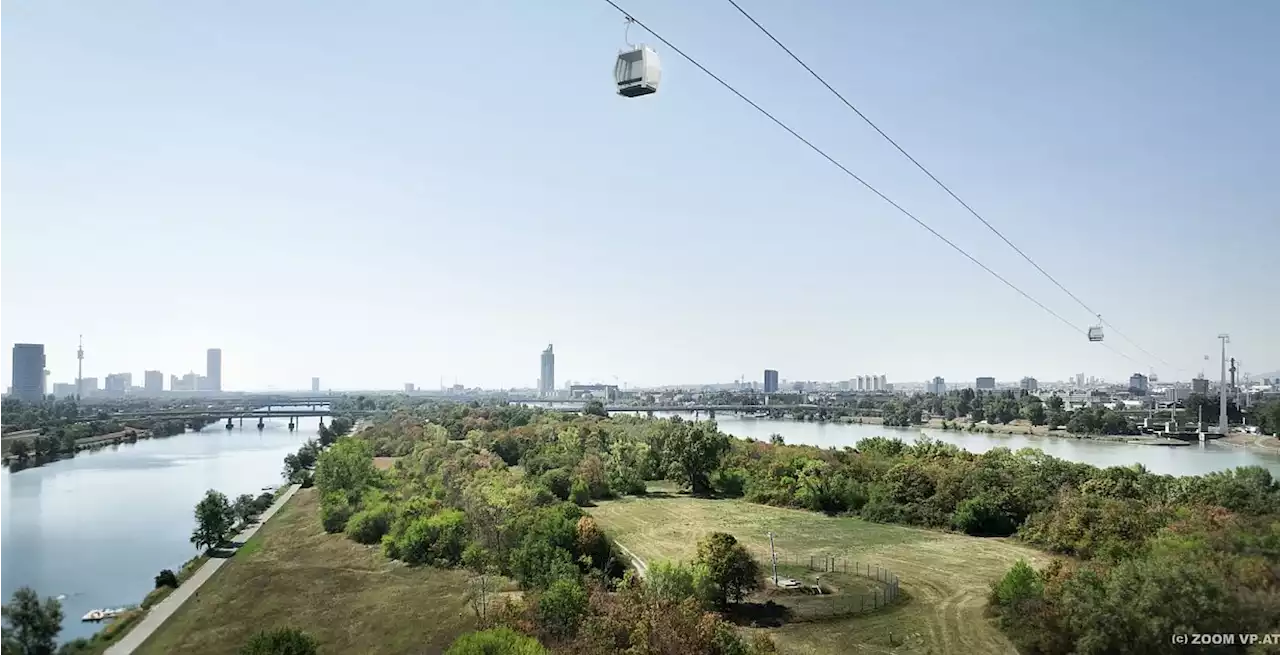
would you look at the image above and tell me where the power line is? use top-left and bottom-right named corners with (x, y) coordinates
top-left (601, 0), bottom-right (1144, 366)
top-left (721, 0), bottom-right (1177, 371)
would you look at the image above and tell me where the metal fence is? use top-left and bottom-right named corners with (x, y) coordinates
top-left (761, 552), bottom-right (902, 621)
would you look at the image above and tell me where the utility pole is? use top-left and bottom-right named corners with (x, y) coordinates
top-left (1218, 334), bottom-right (1230, 435)
top-left (768, 531), bottom-right (778, 586)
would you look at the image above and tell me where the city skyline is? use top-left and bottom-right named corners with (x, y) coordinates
top-left (3, 2), bottom-right (1276, 393)
top-left (10, 332), bottom-right (1267, 395)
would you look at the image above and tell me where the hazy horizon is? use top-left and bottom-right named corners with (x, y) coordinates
top-left (4, 0), bottom-right (1277, 391)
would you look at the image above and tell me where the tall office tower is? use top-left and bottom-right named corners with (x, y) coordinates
top-left (312, 377), bottom-right (321, 393)
top-left (763, 369), bottom-right (779, 394)
top-left (206, 348), bottom-right (222, 392)
top-left (145, 370), bottom-right (164, 394)
top-left (539, 344), bottom-right (555, 395)
top-left (11, 344), bottom-right (46, 402)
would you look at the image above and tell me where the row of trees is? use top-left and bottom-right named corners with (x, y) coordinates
top-left (190, 489), bottom-right (277, 552)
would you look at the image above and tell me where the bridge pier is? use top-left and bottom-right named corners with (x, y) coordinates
top-left (288, 418), bottom-right (296, 431)
top-left (239, 417), bottom-right (244, 427)
top-left (225, 418), bottom-right (234, 430)
top-left (257, 418), bottom-right (265, 430)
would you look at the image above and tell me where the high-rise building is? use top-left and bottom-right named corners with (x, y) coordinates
top-left (763, 369), bottom-right (779, 394)
top-left (206, 348), bottom-right (222, 392)
top-left (80, 377), bottom-right (99, 397)
top-left (1020, 377), bottom-right (1039, 392)
top-left (52, 383), bottom-right (78, 398)
top-left (404, 382), bottom-right (415, 392)
top-left (105, 372), bottom-right (133, 394)
top-left (1075, 373), bottom-right (1085, 388)
top-left (975, 376), bottom-right (996, 391)
top-left (10, 344), bottom-right (46, 402)
top-left (1129, 373), bottom-right (1149, 395)
top-left (928, 376), bottom-right (946, 394)
top-left (145, 370), bottom-right (164, 394)
top-left (539, 344), bottom-right (555, 396)
top-left (878, 375), bottom-right (887, 391)
top-left (312, 377), bottom-right (321, 393)
top-left (1192, 377), bottom-right (1209, 394)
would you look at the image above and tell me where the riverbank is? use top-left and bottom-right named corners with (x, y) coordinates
top-left (1221, 432), bottom-right (1280, 454)
top-left (130, 487), bottom-right (498, 655)
top-left (104, 483), bottom-right (301, 655)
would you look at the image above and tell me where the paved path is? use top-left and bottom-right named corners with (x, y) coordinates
top-left (105, 484), bottom-right (301, 655)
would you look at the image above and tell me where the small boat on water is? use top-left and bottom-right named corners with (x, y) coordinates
top-left (81, 608), bottom-right (126, 622)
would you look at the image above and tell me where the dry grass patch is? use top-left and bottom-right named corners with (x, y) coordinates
top-left (136, 488), bottom-right (491, 655)
top-left (590, 492), bottom-right (1051, 655)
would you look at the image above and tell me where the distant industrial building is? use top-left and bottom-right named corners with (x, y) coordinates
top-left (928, 376), bottom-right (946, 395)
top-left (144, 370), bottom-right (164, 394)
top-left (1192, 377), bottom-right (1209, 394)
top-left (539, 344), bottom-right (556, 396)
top-left (570, 384), bottom-right (619, 401)
top-left (975, 376), bottom-right (996, 391)
top-left (1129, 373), bottom-right (1149, 395)
top-left (312, 377), bottom-right (321, 393)
top-left (1020, 377), bottom-right (1039, 392)
top-left (206, 348), bottom-right (222, 392)
top-left (10, 344), bottom-right (46, 403)
top-left (763, 369), bottom-right (779, 394)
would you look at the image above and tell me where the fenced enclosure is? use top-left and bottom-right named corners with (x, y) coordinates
top-left (756, 552), bottom-right (902, 622)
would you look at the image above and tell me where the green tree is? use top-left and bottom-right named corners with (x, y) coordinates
top-left (536, 577), bottom-right (588, 640)
top-left (569, 478), bottom-right (590, 507)
top-left (233, 494), bottom-right (258, 525)
top-left (1, 586), bottom-right (63, 655)
top-left (191, 489), bottom-right (235, 552)
top-left (582, 400), bottom-right (608, 418)
top-left (315, 438), bottom-right (377, 501)
top-left (239, 627), bottom-right (318, 655)
top-left (1024, 402), bottom-right (1047, 426)
top-left (645, 560), bottom-right (715, 608)
top-left (154, 569), bottom-right (178, 589)
top-left (446, 627), bottom-right (547, 655)
top-left (694, 532), bottom-right (759, 606)
top-left (665, 422), bottom-right (730, 494)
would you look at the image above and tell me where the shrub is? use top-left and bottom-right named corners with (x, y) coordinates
top-left (712, 468), bottom-right (746, 497)
top-left (320, 491), bottom-right (355, 534)
top-left (140, 586), bottom-right (173, 610)
top-left (392, 509), bottom-right (468, 566)
top-left (540, 468), bottom-right (572, 501)
top-left (536, 577), bottom-right (589, 640)
top-left (645, 560), bottom-right (715, 609)
top-left (154, 568), bottom-right (178, 589)
top-left (239, 627), bottom-right (319, 655)
top-left (345, 503), bottom-right (393, 544)
top-left (569, 478), bottom-right (590, 507)
top-left (446, 627), bottom-right (547, 655)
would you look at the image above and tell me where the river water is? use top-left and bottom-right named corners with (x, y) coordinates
top-left (0, 414), bottom-right (318, 642)
top-left (653, 412), bottom-right (1280, 478)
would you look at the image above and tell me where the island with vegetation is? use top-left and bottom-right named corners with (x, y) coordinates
top-left (4, 400), bottom-right (1277, 654)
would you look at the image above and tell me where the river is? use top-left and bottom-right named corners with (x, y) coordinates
top-left (653, 412), bottom-right (1280, 477)
top-left (0, 413), bottom-right (318, 642)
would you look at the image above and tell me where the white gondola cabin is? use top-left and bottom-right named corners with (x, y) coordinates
top-left (1088, 317), bottom-right (1104, 342)
top-left (615, 45), bottom-right (661, 97)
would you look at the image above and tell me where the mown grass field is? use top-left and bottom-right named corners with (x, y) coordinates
top-left (135, 488), bottom-right (492, 655)
top-left (590, 491), bottom-right (1051, 655)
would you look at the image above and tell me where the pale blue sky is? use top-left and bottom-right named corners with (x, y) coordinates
top-left (3, 0), bottom-right (1277, 391)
